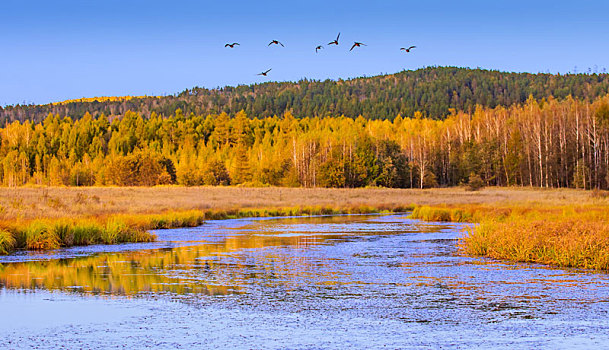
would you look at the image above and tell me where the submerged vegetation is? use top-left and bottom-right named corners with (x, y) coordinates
top-left (411, 205), bottom-right (609, 270)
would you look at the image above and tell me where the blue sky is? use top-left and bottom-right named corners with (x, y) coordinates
top-left (1, 0), bottom-right (607, 106)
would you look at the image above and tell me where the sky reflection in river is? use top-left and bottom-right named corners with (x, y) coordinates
top-left (1, 214), bottom-right (608, 349)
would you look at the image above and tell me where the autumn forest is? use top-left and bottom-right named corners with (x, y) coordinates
top-left (1, 98), bottom-right (609, 190)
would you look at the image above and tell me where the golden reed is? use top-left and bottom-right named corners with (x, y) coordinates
top-left (411, 204), bottom-right (609, 270)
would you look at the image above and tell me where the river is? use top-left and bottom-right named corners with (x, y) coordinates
top-left (1, 214), bottom-right (608, 349)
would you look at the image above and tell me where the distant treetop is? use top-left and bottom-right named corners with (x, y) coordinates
top-left (54, 96), bottom-right (161, 105)
top-left (2, 66), bottom-right (609, 123)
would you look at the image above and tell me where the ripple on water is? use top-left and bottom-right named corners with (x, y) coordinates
top-left (1, 214), bottom-right (609, 349)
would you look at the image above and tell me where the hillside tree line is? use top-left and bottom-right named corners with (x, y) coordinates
top-left (2, 67), bottom-right (609, 124)
top-left (2, 94), bottom-right (609, 189)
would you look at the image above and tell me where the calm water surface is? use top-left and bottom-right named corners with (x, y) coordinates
top-left (1, 214), bottom-right (608, 349)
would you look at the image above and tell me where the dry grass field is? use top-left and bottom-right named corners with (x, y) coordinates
top-left (1, 186), bottom-right (606, 220)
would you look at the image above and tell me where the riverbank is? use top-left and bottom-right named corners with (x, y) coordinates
top-left (410, 204), bottom-right (609, 270)
top-left (0, 204), bottom-right (403, 255)
top-left (4, 213), bottom-right (608, 349)
top-left (2, 186), bottom-right (608, 259)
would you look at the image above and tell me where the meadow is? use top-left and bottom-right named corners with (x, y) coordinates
top-left (1, 186), bottom-right (599, 220)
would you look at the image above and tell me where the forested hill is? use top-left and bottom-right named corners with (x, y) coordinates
top-left (3, 66), bottom-right (609, 123)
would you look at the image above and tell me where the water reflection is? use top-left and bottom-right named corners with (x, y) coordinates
top-left (2, 214), bottom-right (609, 348)
top-left (0, 234), bottom-right (325, 296)
top-left (0, 215), bottom-right (437, 297)
top-left (1, 214), bottom-right (608, 308)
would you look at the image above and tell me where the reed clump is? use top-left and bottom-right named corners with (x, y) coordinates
top-left (0, 229), bottom-right (16, 255)
top-left (25, 221), bottom-right (61, 250)
top-left (410, 205), bottom-right (512, 223)
top-left (462, 212), bottom-right (609, 270)
top-left (0, 217), bottom-right (156, 255)
top-left (0, 209), bottom-right (213, 255)
top-left (72, 220), bottom-right (105, 245)
top-left (411, 204), bottom-right (609, 270)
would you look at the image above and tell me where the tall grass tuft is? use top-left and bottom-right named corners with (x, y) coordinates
top-left (25, 221), bottom-right (60, 250)
top-left (51, 220), bottom-right (74, 246)
top-left (72, 220), bottom-right (104, 245)
top-left (102, 219), bottom-right (123, 244)
top-left (0, 229), bottom-right (16, 255)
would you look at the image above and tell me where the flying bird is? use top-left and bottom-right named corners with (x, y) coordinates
top-left (400, 46), bottom-right (416, 52)
top-left (268, 40), bottom-right (284, 47)
top-left (315, 45), bottom-right (323, 53)
top-left (257, 68), bottom-right (272, 76)
top-left (350, 42), bottom-right (366, 51)
top-left (224, 43), bottom-right (240, 48)
top-left (328, 33), bottom-right (340, 45)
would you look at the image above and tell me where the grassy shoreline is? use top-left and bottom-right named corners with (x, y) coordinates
top-left (410, 204), bottom-right (609, 270)
top-left (3, 186), bottom-right (609, 270)
top-left (0, 204), bottom-right (408, 255)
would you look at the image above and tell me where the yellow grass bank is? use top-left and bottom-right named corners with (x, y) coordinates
top-left (2, 186), bottom-right (609, 263)
top-left (0, 202), bottom-right (404, 255)
top-left (410, 203), bottom-right (609, 270)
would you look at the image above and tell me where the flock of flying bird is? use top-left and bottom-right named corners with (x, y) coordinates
top-left (224, 33), bottom-right (417, 77)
